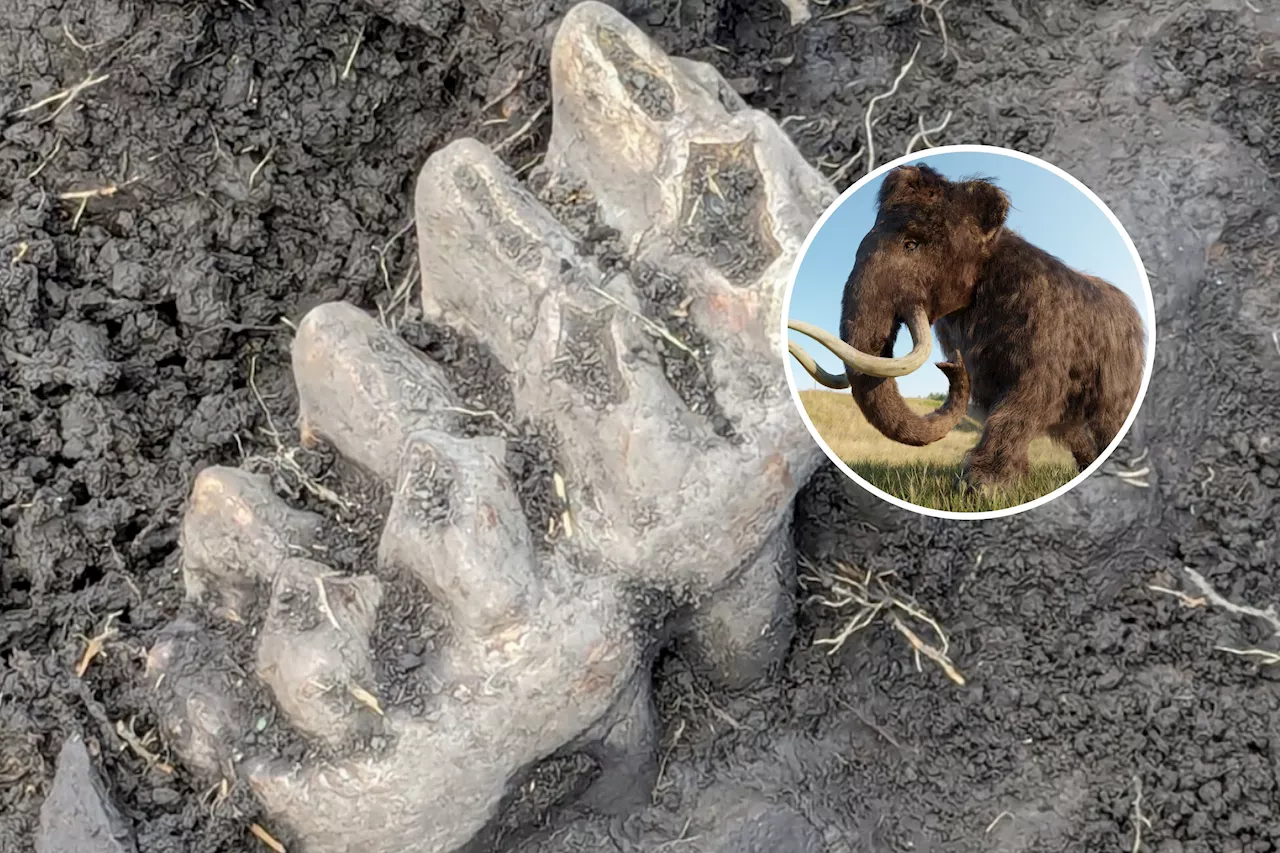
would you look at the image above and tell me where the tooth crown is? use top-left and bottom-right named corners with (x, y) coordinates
top-left (147, 4), bottom-right (832, 853)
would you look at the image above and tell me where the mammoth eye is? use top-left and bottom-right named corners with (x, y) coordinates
top-left (903, 239), bottom-right (919, 251)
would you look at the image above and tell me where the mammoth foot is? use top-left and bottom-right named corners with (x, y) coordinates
top-left (147, 5), bottom-right (833, 853)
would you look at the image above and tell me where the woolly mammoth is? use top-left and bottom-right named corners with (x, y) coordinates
top-left (789, 163), bottom-right (1147, 489)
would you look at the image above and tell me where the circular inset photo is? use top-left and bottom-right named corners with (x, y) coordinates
top-left (783, 145), bottom-right (1156, 519)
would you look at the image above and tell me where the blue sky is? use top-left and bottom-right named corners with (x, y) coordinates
top-left (786, 151), bottom-right (1154, 396)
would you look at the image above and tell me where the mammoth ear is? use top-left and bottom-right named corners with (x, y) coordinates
top-left (877, 164), bottom-right (945, 209)
top-left (962, 180), bottom-right (1010, 239)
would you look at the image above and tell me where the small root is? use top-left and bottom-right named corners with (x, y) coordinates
top-left (827, 145), bottom-right (866, 186)
top-left (916, 0), bottom-right (953, 60)
top-left (244, 354), bottom-right (353, 512)
top-left (986, 811), bottom-right (1013, 834)
top-left (1130, 775), bottom-right (1151, 852)
top-left (864, 42), bottom-right (922, 175)
top-left (800, 556), bottom-right (964, 685)
top-left (440, 405), bottom-right (518, 436)
top-left (1147, 585), bottom-right (1206, 609)
top-left (115, 717), bottom-right (174, 774)
top-left (248, 144), bottom-right (277, 190)
top-left (27, 136), bottom-right (64, 179)
top-left (492, 102), bottom-right (548, 155)
top-left (587, 284), bottom-right (695, 357)
top-left (904, 109), bottom-right (954, 155)
top-left (1180, 566), bottom-right (1280, 635)
top-left (1215, 646), bottom-right (1280, 665)
top-left (819, 3), bottom-right (870, 21)
top-left (75, 611), bottom-right (122, 677)
top-left (1157, 567), bottom-right (1280, 668)
top-left (250, 822), bottom-right (287, 852)
top-left (15, 73), bottom-right (110, 122)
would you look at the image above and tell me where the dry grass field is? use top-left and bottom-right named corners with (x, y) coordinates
top-left (797, 389), bottom-right (1080, 512)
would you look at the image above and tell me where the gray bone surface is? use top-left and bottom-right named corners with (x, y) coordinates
top-left (147, 4), bottom-right (831, 852)
top-left (36, 735), bottom-right (137, 853)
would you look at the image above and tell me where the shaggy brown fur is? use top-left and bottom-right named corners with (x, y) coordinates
top-left (838, 163), bottom-right (1146, 488)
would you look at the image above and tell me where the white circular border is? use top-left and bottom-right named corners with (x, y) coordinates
top-left (780, 144), bottom-right (1158, 521)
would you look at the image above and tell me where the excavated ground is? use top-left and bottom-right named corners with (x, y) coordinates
top-left (2, 0), bottom-right (1278, 851)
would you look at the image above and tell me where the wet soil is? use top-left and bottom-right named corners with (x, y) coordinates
top-left (2, 1), bottom-right (1279, 853)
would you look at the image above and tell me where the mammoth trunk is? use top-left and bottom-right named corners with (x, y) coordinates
top-left (844, 306), bottom-right (970, 447)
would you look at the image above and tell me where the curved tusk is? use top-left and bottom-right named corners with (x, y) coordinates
top-left (787, 340), bottom-right (851, 389)
top-left (786, 305), bottom-right (933, 379)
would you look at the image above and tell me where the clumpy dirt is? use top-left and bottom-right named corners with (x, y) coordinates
top-left (2, 2), bottom-right (1279, 853)
top-left (528, 170), bottom-right (735, 438)
top-left (676, 140), bottom-right (780, 285)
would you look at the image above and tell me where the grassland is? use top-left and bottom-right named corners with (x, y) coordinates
top-left (797, 390), bottom-right (1080, 513)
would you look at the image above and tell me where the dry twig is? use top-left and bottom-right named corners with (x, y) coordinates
top-left (864, 42), bottom-right (922, 175)
top-left (1130, 775), bottom-right (1151, 852)
top-left (348, 684), bottom-right (384, 715)
top-left (250, 822), bottom-right (287, 852)
top-left (341, 21), bottom-right (366, 80)
top-left (904, 110), bottom-right (953, 155)
top-left (799, 556), bottom-right (964, 685)
top-left (75, 611), bottom-right (122, 677)
top-left (1155, 566), bottom-right (1280, 666)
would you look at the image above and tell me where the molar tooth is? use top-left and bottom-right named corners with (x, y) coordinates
top-left (181, 467), bottom-right (324, 616)
top-left (292, 301), bottom-right (456, 483)
top-left (256, 559), bottom-right (385, 749)
top-left (378, 430), bottom-right (539, 641)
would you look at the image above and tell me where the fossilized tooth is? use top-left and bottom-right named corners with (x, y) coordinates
top-left (539, 0), bottom-right (837, 449)
top-left (255, 558), bottom-right (385, 749)
top-left (413, 133), bottom-right (810, 592)
top-left (146, 618), bottom-right (253, 780)
top-left (147, 4), bottom-right (839, 852)
top-left (543, 1), bottom-right (835, 338)
top-left (293, 300), bottom-right (460, 483)
top-left (236, 581), bottom-right (641, 853)
top-left (180, 466), bottom-right (325, 619)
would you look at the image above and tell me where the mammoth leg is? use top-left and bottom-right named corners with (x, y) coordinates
top-left (963, 389), bottom-right (1045, 486)
top-left (1090, 405), bottom-right (1130, 458)
top-left (1054, 422), bottom-right (1099, 471)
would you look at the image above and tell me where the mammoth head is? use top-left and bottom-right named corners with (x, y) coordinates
top-left (788, 163), bottom-right (1010, 383)
top-left (787, 163), bottom-right (1007, 446)
top-left (862, 163), bottom-right (1010, 324)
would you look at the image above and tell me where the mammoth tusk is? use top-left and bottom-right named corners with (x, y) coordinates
top-left (787, 305), bottom-right (933, 380)
top-left (787, 340), bottom-right (852, 389)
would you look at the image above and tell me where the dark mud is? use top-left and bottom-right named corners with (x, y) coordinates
top-left (2, 2), bottom-right (1278, 853)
